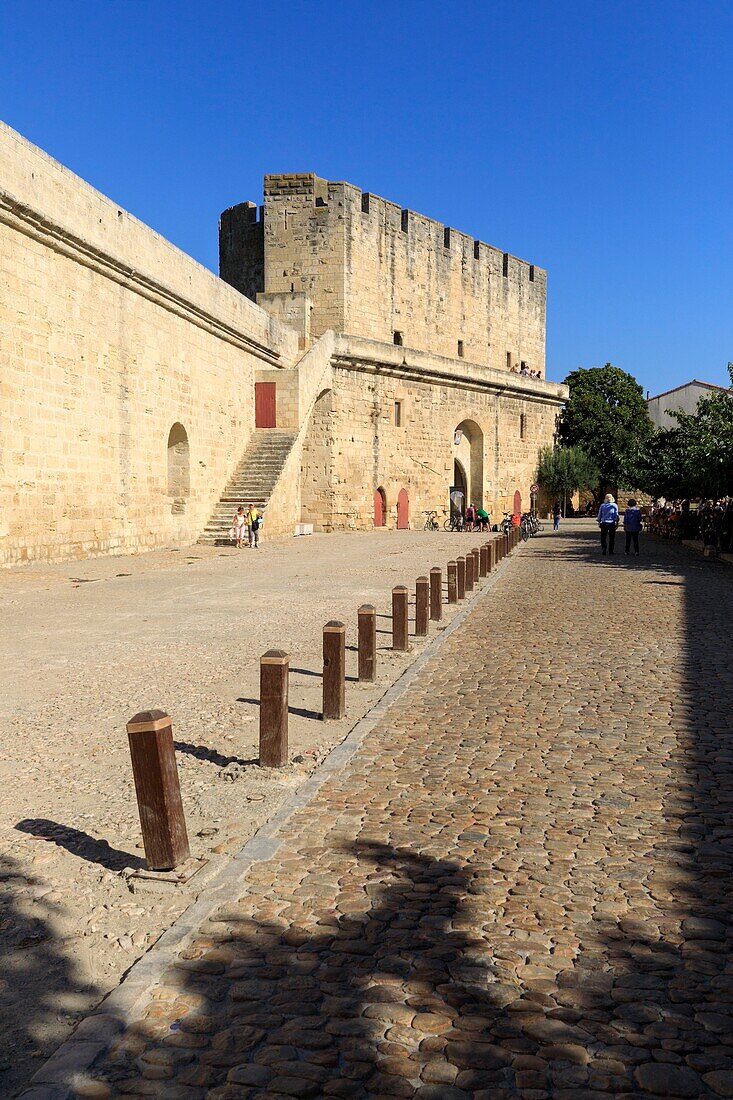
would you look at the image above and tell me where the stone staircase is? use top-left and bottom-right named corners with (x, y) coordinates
top-left (198, 429), bottom-right (297, 544)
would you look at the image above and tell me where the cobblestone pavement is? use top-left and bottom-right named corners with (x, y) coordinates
top-left (39, 524), bottom-right (733, 1097)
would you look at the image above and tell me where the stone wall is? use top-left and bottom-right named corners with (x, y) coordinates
top-left (0, 122), bottom-right (298, 566)
top-left (301, 335), bottom-right (563, 531)
top-left (222, 173), bottom-right (546, 376)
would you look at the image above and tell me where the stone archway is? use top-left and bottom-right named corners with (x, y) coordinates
top-left (167, 423), bottom-right (189, 514)
top-left (452, 459), bottom-right (467, 516)
top-left (301, 389), bottom-right (334, 530)
top-left (453, 419), bottom-right (484, 508)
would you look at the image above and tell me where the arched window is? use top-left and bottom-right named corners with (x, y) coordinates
top-left (167, 423), bottom-right (190, 514)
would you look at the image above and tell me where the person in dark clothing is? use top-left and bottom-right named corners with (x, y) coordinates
top-left (623, 498), bottom-right (642, 555)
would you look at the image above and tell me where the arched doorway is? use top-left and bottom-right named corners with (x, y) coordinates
top-left (167, 423), bottom-right (189, 514)
top-left (452, 459), bottom-right (467, 516)
top-left (301, 389), bottom-right (334, 530)
top-left (397, 488), bottom-right (409, 529)
top-left (373, 487), bottom-right (386, 527)
top-left (453, 419), bottom-right (484, 508)
top-left (513, 490), bottom-right (522, 517)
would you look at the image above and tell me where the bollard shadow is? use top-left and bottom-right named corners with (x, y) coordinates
top-left (291, 666), bottom-right (359, 685)
top-left (174, 742), bottom-right (258, 769)
top-left (15, 819), bottom-right (145, 871)
top-left (236, 697), bottom-right (322, 721)
top-left (0, 854), bottom-right (102, 1097)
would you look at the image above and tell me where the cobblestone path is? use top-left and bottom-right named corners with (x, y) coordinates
top-left (57, 525), bottom-right (733, 1097)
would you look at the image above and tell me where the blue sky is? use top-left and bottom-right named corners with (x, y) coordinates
top-left (2, 0), bottom-right (732, 394)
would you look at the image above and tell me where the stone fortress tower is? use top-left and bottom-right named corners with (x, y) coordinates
top-left (221, 174), bottom-right (546, 377)
top-left (215, 173), bottom-right (562, 536)
top-left (0, 123), bottom-right (567, 566)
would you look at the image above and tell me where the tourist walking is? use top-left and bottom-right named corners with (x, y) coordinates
top-left (230, 506), bottom-right (247, 548)
top-left (553, 501), bottom-right (561, 531)
top-left (623, 498), bottom-right (643, 556)
top-left (247, 503), bottom-right (261, 549)
top-left (597, 493), bottom-right (619, 555)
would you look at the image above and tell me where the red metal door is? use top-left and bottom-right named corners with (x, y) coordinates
top-left (397, 488), bottom-right (409, 529)
top-left (255, 382), bottom-right (277, 428)
top-left (373, 489), bottom-right (385, 527)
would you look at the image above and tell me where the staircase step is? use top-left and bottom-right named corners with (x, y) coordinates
top-left (199, 430), bottom-right (297, 545)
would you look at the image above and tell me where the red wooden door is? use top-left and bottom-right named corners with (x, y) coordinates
top-left (373, 489), bottom-right (385, 527)
top-left (397, 488), bottom-right (409, 529)
top-left (255, 382), bottom-right (277, 428)
top-left (513, 490), bottom-right (522, 519)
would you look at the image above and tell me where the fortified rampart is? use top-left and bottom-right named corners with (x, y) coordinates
top-left (0, 122), bottom-right (298, 565)
top-left (220, 172), bottom-right (546, 375)
top-left (2, 124), bottom-right (565, 566)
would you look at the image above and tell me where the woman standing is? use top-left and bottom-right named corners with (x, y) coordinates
top-left (623, 498), bottom-right (642, 556)
top-left (230, 506), bottom-right (247, 549)
top-left (553, 502), bottom-right (562, 531)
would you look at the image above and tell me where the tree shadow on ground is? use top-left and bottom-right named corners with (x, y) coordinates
top-left (90, 841), bottom-right (522, 1097)
top-left (0, 854), bottom-right (101, 1097)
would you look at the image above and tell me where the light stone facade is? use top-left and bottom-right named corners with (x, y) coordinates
top-left (1, 124), bottom-right (566, 566)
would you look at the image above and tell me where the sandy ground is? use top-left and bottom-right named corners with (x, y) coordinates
top-left (0, 527), bottom-right (495, 1095)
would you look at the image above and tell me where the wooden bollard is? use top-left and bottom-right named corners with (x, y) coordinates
top-left (392, 586), bottom-right (409, 651)
top-left (358, 604), bottom-right (376, 682)
top-left (472, 548), bottom-right (481, 581)
top-left (465, 552), bottom-right (474, 593)
top-left (430, 567), bottom-right (442, 621)
top-left (457, 556), bottom-right (466, 600)
top-left (415, 576), bottom-right (429, 636)
top-left (488, 540), bottom-right (496, 571)
top-left (259, 649), bottom-right (289, 767)
top-left (126, 710), bottom-right (190, 872)
top-left (447, 560), bottom-right (458, 604)
top-left (323, 621), bottom-right (346, 720)
top-left (480, 544), bottom-right (489, 577)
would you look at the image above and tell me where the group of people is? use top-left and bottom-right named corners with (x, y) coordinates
top-left (463, 503), bottom-right (491, 531)
top-left (648, 497), bottom-right (733, 552)
top-left (510, 365), bottom-right (542, 379)
top-left (230, 504), bottom-right (262, 549)
top-left (596, 494), bottom-right (643, 556)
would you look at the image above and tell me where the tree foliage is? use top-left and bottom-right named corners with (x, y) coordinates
top-left (535, 445), bottom-right (600, 505)
top-left (558, 364), bottom-right (654, 492)
top-left (636, 366), bottom-right (733, 498)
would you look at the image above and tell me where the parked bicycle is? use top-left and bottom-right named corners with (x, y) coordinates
top-left (423, 510), bottom-right (440, 531)
top-left (520, 512), bottom-right (544, 540)
top-left (443, 513), bottom-right (465, 532)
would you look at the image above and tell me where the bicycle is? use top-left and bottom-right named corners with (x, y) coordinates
top-left (443, 513), bottom-right (465, 532)
top-left (423, 510), bottom-right (440, 531)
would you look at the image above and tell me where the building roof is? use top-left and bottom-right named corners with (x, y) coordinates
top-left (647, 379), bottom-right (729, 402)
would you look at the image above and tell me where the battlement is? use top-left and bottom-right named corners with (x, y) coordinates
top-left (220, 173), bottom-right (546, 376)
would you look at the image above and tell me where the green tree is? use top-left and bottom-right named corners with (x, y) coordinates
top-left (535, 444), bottom-right (600, 515)
top-left (635, 366), bottom-right (733, 499)
top-left (558, 364), bottom-right (654, 496)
